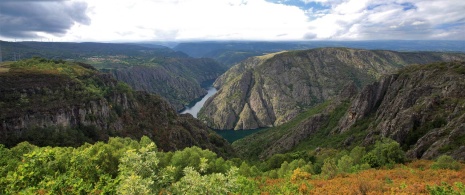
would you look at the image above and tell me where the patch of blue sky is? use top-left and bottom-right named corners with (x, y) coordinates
top-left (367, 2), bottom-right (416, 11)
top-left (435, 22), bottom-right (465, 30)
top-left (400, 2), bottom-right (416, 11)
top-left (265, 0), bottom-right (330, 11)
top-left (367, 3), bottom-right (384, 10)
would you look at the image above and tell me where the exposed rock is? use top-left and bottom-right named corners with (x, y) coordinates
top-left (201, 48), bottom-right (465, 130)
top-left (338, 61), bottom-right (465, 160)
top-left (233, 61), bottom-right (465, 160)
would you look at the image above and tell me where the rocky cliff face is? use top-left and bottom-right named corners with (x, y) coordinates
top-left (0, 59), bottom-right (233, 157)
top-left (338, 61), bottom-right (465, 160)
top-left (232, 61), bottom-right (465, 160)
top-left (200, 48), bottom-right (465, 130)
top-left (109, 58), bottom-right (226, 111)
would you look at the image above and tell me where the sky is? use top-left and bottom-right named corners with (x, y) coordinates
top-left (0, 0), bottom-right (464, 42)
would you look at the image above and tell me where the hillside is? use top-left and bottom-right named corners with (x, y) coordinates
top-left (0, 58), bottom-right (233, 156)
top-left (1, 41), bottom-right (227, 110)
top-left (233, 61), bottom-right (465, 161)
top-left (106, 57), bottom-right (225, 110)
top-left (199, 48), bottom-right (465, 130)
top-left (1, 58), bottom-right (464, 195)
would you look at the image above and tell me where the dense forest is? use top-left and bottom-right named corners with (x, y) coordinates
top-left (0, 137), bottom-right (463, 194)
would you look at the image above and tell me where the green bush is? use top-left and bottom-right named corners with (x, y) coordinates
top-left (362, 138), bottom-right (405, 168)
top-left (431, 155), bottom-right (461, 170)
top-left (427, 182), bottom-right (465, 195)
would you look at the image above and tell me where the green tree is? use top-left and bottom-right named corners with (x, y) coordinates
top-left (350, 146), bottom-right (366, 165)
top-left (362, 138), bottom-right (405, 168)
top-left (337, 155), bottom-right (354, 173)
top-left (172, 166), bottom-right (242, 194)
top-left (117, 142), bottom-right (162, 194)
top-left (321, 158), bottom-right (338, 179)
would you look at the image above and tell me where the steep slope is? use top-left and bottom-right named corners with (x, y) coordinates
top-left (108, 57), bottom-right (225, 110)
top-left (200, 48), bottom-right (465, 130)
top-left (233, 61), bottom-right (465, 160)
top-left (0, 58), bottom-right (233, 157)
top-left (1, 41), bottom-right (227, 111)
top-left (338, 61), bottom-right (465, 160)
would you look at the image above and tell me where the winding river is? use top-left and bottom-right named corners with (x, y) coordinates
top-left (180, 87), bottom-right (217, 118)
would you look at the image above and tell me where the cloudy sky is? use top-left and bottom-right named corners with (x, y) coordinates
top-left (0, 0), bottom-right (464, 42)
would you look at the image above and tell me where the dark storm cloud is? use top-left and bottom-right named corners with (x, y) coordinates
top-left (0, 1), bottom-right (90, 38)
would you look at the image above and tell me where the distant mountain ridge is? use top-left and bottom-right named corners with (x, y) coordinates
top-left (199, 48), bottom-right (465, 130)
top-left (174, 41), bottom-right (465, 66)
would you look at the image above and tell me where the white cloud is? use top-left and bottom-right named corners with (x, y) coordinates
top-left (56, 0), bottom-right (311, 42)
top-left (304, 0), bottom-right (465, 40)
top-left (1, 0), bottom-right (464, 41)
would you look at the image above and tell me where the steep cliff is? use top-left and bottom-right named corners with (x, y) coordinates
top-left (233, 61), bottom-right (465, 160)
top-left (338, 61), bottom-right (465, 160)
top-left (0, 58), bottom-right (233, 157)
top-left (200, 48), bottom-right (465, 130)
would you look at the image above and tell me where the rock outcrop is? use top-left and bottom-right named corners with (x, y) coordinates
top-left (338, 61), bottom-right (465, 160)
top-left (200, 48), bottom-right (465, 130)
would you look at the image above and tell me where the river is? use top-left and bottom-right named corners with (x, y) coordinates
top-left (180, 86), bottom-right (217, 118)
top-left (180, 85), bottom-right (266, 143)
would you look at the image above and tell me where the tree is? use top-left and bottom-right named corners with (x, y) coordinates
top-left (171, 166), bottom-right (241, 194)
top-left (117, 142), bottom-right (162, 194)
top-left (321, 158), bottom-right (338, 179)
top-left (362, 138), bottom-right (405, 168)
top-left (337, 155), bottom-right (354, 173)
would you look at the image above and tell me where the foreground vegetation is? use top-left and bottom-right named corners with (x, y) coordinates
top-left (0, 137), bottom-right (463, 194)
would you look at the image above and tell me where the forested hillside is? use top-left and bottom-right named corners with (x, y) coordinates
top-left (1, 41), bottom-right (227, 110)
top-left (0, 58), bottom-right (232, 155)
top-left (0, 136), bottom-right (463, 194)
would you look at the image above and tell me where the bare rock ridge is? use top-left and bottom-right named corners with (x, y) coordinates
top-left (200, 48), bottom-right (465, 130)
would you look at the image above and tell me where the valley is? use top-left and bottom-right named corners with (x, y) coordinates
top-left (3, 0), bottom-right (465, 193)
top-left (1, 41), bottom-right (465, 194)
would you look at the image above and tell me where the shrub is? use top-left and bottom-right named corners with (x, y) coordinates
top-left (431, 155), bottom-right (461, 170)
